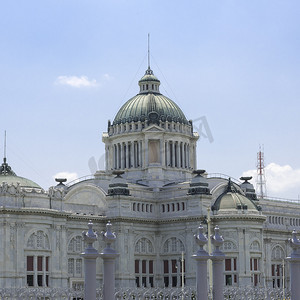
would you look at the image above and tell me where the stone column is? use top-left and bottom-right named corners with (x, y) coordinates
top-left (165, 141), bottom-right (169, 167)
top-left (139, 141), bottom-right (142, 168)
top-left (100, 221), bottom-right (119, 300)
top-left (187, 144), bottom-right (190, 168)
top-left (80, 221), bottom-right (100, 300)
top-left (211, 226), bottom-right (225, 300)
top-left (183, 143), bottom-right (186, 168)
top-left (121, 143), bottom-right (124, 169)
top-left (179, 142), bottom-right (182, 168)
top-left (172, 141), bottom-right (175, 167)
top-left (287, 230), bottom-right (300, 300)
top-left (130, 141), bottom-right (134, 168)
top-left (192, 224), bottom-right (209, 300)
top-left (125, 142), bottom-right (129, 169)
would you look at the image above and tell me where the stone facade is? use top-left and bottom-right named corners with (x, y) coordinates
top-left (0, 65), bottom-right (296, 290)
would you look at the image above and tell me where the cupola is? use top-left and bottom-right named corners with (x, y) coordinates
top-left (211, 178), bottom-right (261, 214)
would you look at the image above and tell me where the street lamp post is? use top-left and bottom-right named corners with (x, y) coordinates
top-left (181, 251), bottom-right (184, 300)
top-left (282, 259), bottom-right (285, 300)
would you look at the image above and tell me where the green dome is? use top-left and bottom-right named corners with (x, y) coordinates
top-left (113, 68), bottom-right (188, 125)
top-left (0, 174), bottom-right (42, 189)
top-left (113, 93), bottom-right (188, 125)
top-left (212, 179), bottom-right (259, 212)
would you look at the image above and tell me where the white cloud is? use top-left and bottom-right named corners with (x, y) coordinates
top-left (52, 172), bottom-right (78, 184)
top-left (242, 163), bottom-right (300, 198)
top-left (55, 75), bottom-right (98, 88)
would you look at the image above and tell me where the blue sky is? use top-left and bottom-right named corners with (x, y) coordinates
top-left (0, 1), bottom-right (300, 199)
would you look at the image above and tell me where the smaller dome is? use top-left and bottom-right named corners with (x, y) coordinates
top-left (139, 67), bottom-right (160, 83)
top-left (0, 158), bottom-right (41, 189)
top-left (212, 179), bottom-right (259, 212)
top-left (0, 175), bottom-right (42, 189)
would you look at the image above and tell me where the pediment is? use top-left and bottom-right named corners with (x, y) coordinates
top-left (143, 125), bottom-right (165, 132)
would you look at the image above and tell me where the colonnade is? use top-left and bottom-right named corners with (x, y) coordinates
top-left (164, 140), bottom-right (190, 168)
top-left (110, 139), bottom-right (193, 170)
top-left (113, 140), bottom-right (143, 169)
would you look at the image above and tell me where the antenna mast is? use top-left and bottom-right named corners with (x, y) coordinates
top-left (256, 145), bottom-right (267, 198)
top-left (148, 33), bottom-right (150, 69)
top-left (4, 130), bottom-right (6, 161)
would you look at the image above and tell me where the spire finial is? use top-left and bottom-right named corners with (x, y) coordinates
top-left (4, 130), bottom-right (6, 163)
top-left (148, 33), bottom-right (150, 69)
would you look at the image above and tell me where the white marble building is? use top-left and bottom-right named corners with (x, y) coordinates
top-left (0, 65), bottom-right (297, 290)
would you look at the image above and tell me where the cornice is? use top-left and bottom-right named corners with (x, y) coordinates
top-left (211, 214), bottom-right (267, 222)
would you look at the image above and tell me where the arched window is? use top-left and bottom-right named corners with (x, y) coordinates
top-left (163, 237), bottom-right (185, 253)
top-left (250, 241), bottom-right (260, 251)
top-left (272, 245), bottom-right (284, 260)
top-left (135, 238), bottom-right (154, 254)
top-left (68, 236), bottom-right (84, 253)
top-left (27, 231), bottom-right (50, 250)
top-left (271, 245), bottom-right (285, 288)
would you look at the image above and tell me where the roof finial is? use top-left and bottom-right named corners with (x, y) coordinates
top-left (0, 131), bottom-right (16, 176)
top-left (148, 33), bottom-right (150, 69)
top-left (4, 130), bottom-right (6, 163)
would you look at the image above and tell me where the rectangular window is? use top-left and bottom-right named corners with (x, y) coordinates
top-left (37, 274), bottom-right (43, 286)
top-left (225, 274), bottom-right (232, 286)
top-left (225, 258), bottom-right (231, 271)
top-left (46, 257), bottom-right (49, 272)
top-left (272, 264), bottom-right (275, 276)
top-left (142, 276), bottom-right (147, 287)
top-left (254, 258), bottom-right (258, 271)
top-left (172, 276), bottom-right (177, 287)
top-left (135, 260), bottom-right (139, 273)
top-left (172, 260), bottom-right (177, 273)
top-left (233, 258), bottom-right (237, 271)
top-left (149, 260), bottom-right (153, 274)
top-left (149, 276), bottom-right (154, 287)
top-left (26, 255), bottom-right (49, 287)
top-left (37, 256), bottom-right (43, 271)
top-left (27, 275), bottom-right (34, 287)
top-left (136, 277), bottom-right (140, 288)
top-left (142, 260), bottom-right (146, 273)
top-left (164, 276), bottom-right (169, 287)
top-left (253, 274), bottom-right (258, 286)
top-left (76, 259), bottom-right (82, 275)
top-left (27, 256), bottom-right (34, 271)
top-left (68, 258), bottom-right (74, 274)
top-left (164, 260), bottom-right (169, 274)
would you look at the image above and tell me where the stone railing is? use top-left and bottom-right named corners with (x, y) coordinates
top-left (0, 287), bottom-right (291, 300)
